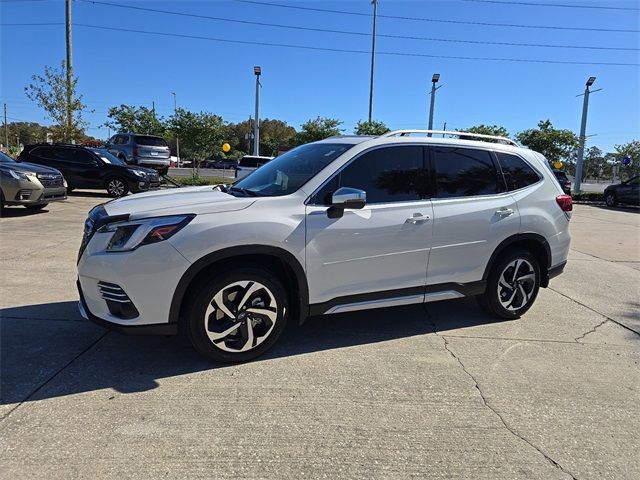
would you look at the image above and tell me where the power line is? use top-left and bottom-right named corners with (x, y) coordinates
top-left (464, 0), bottom-right (640, 11)
top-left (234, 0), bottom-right (640, 33)
top-left (75, 1), bottom-right (639, 52)
top-left (70, 23), bottom-right (639, 66)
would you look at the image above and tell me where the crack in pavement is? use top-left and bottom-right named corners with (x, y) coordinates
top-left (0, 331), bottom-right (109, 425)
top-left (574, 319), bottom-right (610, 343)
top-left (549, 287), bottom-right (640, 337)
top-left (422, 305), bottom-right (579, 480)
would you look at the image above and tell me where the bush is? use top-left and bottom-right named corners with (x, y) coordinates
top-left (168, 174), bottom-right (230, 186)
top-left (572, 192), bottom-right (604, 202)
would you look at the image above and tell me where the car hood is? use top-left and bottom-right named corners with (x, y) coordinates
top-left (103, 186), bottom-right (255, 218)
top-left (1, 161), bottom-right (62, 175)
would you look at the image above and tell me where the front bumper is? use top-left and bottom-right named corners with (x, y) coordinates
top-left (3, 177), bottom-right (66, 205)
top-left (77, 231), bottom-right (191, 333)
top-left (135, 157), bottom-right (170, 168)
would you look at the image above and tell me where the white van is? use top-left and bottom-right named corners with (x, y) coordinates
top-left (235, 155), bottom-right (274, 180)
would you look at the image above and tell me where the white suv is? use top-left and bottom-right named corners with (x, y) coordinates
top-left (77, 130), bottom-right (572, 362)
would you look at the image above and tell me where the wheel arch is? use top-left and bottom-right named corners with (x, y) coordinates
top-left (169, 245), bottom-right (309, 327)
top-left (483, 234), bottom-right (552, 288)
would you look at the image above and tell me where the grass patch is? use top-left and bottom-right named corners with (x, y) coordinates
top-left (167, 174), bottom-right (231, 186)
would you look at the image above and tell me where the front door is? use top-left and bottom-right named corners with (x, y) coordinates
top-left (305, 145), bottom-right (433, 310)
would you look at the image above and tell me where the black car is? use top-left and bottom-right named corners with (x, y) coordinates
top-left (18, 144), bottom-right (160, 197)
top-left (604, 176), bottom-right (640, 207)
top-left (206, 159), bottom-right (238, 169)
top-left (553, 170), bottom-right (571, 195)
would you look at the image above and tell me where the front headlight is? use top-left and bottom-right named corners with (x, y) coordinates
top-left (132, 170), bottom-right (147, 178)
top-left (97, 214), bottom-right (195, 252)
top-left (8, 170), bottom-right (33, 181)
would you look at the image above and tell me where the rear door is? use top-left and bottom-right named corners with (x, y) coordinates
top-left (70, 149), bottom-right (103, 188)
top-left (27, 146), bottom-right (70, 178)
top-left (427, 146), bottom-right (520, 287)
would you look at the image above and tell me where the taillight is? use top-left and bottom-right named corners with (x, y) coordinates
top-left (556, 194), bottom-right (572, 212)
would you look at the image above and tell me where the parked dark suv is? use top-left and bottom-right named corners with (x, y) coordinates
top-left (19, 144), bottom-right (160, 197)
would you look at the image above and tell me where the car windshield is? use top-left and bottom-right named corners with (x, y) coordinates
top-left (232, 142), bottom-right (355, 196)
top-left (0, 152), bottom-right (17, 164)
top-left (134, 135), bottom-right (168, 147)
top-left (89, 148), bottom-right (126, 165)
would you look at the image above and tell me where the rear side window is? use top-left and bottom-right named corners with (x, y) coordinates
top-left (114, 135), bottom-right (129, 145)
top-left (32, 146), bottom-right (74, 163)
top-left (497, 152), bottom-right (541, 191)
top-left (72, 150), bottom-right (97, 164)
top-left (432, 147), bottom-right (499, 198)
top-left (134, 136), bottom-right (167, 147)
top-left (334, 145), bottom-right (426, 204)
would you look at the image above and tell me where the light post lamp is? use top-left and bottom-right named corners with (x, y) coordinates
top-left (574, 76), bottom-right (601, 193)
top-left (253, 66), bottom-right (261, 156)
top-left (427, 73), bottom-right (440, 137)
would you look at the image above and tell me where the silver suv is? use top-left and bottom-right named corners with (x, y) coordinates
top-left (105, 134), bottom-right (171, 175)
top-left (78, 130), bottom-right (572, 363)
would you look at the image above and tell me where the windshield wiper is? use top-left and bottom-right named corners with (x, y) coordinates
top-left (229, 186), bottom-right (258, 197)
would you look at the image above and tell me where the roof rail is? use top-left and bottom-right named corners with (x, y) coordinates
top-left (381, 129), bottom-right (521, 147)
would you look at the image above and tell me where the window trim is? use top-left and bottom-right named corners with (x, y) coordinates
top-left (493, 150), bottom-right (543, 193)
top-left (428, 145), bottom-right (505, 200)
top-left (305, 143), bottom-right (431, 206)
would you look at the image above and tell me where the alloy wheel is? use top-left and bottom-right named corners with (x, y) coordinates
top-left (107, 179), bottom-right (125, 197)
top-left (497, 258), bottom-right (537, 311)
top-left (203, 280), bottom-right (278, 353)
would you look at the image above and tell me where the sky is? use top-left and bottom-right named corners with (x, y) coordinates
top-left (1, 0), bottom-right (639, 152)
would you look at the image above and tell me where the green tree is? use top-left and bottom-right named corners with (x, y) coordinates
top-left (354, 119), bottom-right (390, 136)
top-left (5, 122), bottom-right (51, 147)
top-left (516, 120), bottom-right (578, 164)
top-left (168, 109), bottom-right (226, 164)
top-left (295, 117), bottom-right (343, 145)
top-left (260, 119), bottom-right (297, 156)
top-left (459, 124), bottom-right (510, 142)
top-left (613, 140), bottom-right (640, 180)
top-left (24, 61), bottom-right (89, 142)
top-left (104, 104), bottom-right (166, 137)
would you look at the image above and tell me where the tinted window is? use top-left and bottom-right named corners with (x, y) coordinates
top-left (72, 150), bottom-right (97, 164)
top-left (134, 135), bottom-right (167, 147)
top-left (497, 152), bottom-right (540, 191)
top-left (32, 146), bottom-right (74, 162)
top-left (239, 156), bottom-right (270, 168)
top-left (335, 146), bottom-right (426, 204)
top-left (433, 147), bottom-right (499, 198)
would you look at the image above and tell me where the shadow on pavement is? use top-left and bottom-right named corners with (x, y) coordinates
top-left (68, 190), bottom-right (111, 199)
top-left (0, 207), bottom-right (49, 218)
top-left (1, 298), bottom-right (502, 405)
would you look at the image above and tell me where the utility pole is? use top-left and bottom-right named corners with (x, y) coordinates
top-left (368, 0), bottom-right (378, 123)
top-left (442, 121), bottom-right (447, 138)
top-left (574, 76), bottom-right (601, 193)
top-left (3, 103), bottom-right (8, 150)
top-left (65, 0), bottom-right (73, 142)
top-left (427, 73), bottom-right (441, 137)
top-left (253, 66), bottom-right (261, 157)
top-left (172, 92), bottom-right (181, 170)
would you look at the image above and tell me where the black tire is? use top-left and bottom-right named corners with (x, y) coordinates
top-left (477, 248), bottom-right (541, 319)
top-left (186, 267), bottom-right (289, 363)
top-left (67, 187), bottom-right (74, 193)
top-left (25, 203), bottom-right (48, 210)
top-left (0, 190), bottom-right (5, 216)
top-left (605, 191), bottom-right (617, 207)
top-left (105, 177), bottom-right (129, 197)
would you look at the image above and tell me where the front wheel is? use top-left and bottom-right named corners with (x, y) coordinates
top-left (605, 192), bottom-right (617, 207)
top-left (25, 203), bottom-right (48, 210)
top-left (106, 177), bottom-right (129, 197)
top-left (477, 249), bottom-right (540, 319)
top-left (186, 268), bottom-right (289, 363)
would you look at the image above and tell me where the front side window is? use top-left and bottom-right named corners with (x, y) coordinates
top-left (336, 146), bottom-right (426, 204)
top-left (432, 147), bottom-right (500, 198)
top-left (232, 143), bottom-right (355, 197)
top-left (496, 152), bottom-right (541, 191)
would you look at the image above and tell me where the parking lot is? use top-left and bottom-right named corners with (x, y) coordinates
top-left (1, 194), bottom-right (638, 479)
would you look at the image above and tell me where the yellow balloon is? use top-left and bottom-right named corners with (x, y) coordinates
top-left (222, 143), bottom-right (231, 153)
top-left (553, 161), bottom-right (563, 169)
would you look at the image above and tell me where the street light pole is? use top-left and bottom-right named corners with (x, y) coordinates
top-left (172, 92), bottom-right (181, 171)
top-left (253, 66), bottom-right (261, 157)
top-left (3, 103), bottom-right (8, 150)
top-left (368, 0), bottom-right (378, 123)
top-left (427, 73), bottom-right (440, 137)
top-left (574, 76), bottom-right (597, 193)
top-left (65, 0), bottom-right (73, 142)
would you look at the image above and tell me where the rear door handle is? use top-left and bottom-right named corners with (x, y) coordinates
top-left (495, 208), bottom-right (514, 217)
top-left (406, 213), bottom-right (430, 224)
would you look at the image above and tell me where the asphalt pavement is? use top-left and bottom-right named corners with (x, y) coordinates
top-left (1, 195), bottom-right (638, 479)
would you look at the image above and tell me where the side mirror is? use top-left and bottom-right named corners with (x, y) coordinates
top-left (328, 187), bottom-right (366, 218)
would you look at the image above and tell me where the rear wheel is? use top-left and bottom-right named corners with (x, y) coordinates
top-left (106, 177), bottom-right (129, 197)
top-left (25, 203), bottom-right (48, 210)
top-left (477, 249), bottom-right (540, 319)
top-left (186, 268), bottom-right (288, 363)
top-left (605, 191), bottom-right (617, 207)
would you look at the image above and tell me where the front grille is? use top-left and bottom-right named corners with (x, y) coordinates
top-left (97, 281), bottom-right (139, 319)
top-left (37, 173), bottom-right (64, 188)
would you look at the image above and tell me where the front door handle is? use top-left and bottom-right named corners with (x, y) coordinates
top-left (406, 213), bottom-right (430, 224)
top-left (495, 208), bottom-right (514, 217)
